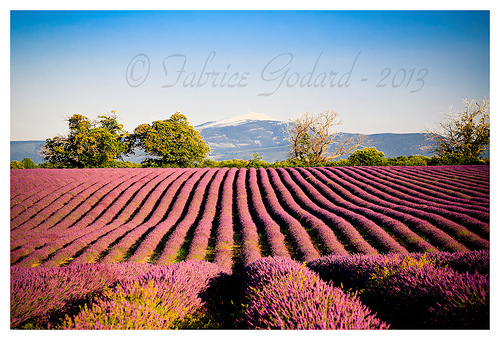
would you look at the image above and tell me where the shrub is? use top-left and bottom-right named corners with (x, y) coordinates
top-left (348, 147), bottom-right (387, 166)
top-left (21, 157), bottom-right (37, 168)
top-left (327, 158), bottom-right (351, 166)
top-left (239, 257), bottom-right (389, 330)
top-left (62, 260), bottom-right (224, 330)
top-left (10, 161), bottom-right (24, 169)
top-left (307, 253), bottom-right (391, 291)
top-left (386, 155), bottom-right (429, 166)
top-left (10, 264), bottom-right (131, 329)
top-left (362, 254), bottom-right (489, 329)
top-left (425, 249), bottom-right (490, 275)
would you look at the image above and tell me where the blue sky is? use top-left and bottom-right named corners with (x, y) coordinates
top-left (10, 10), bottom-right (490, 140)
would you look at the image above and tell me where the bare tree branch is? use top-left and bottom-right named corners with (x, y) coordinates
top-left (285, 110), bottom-right (366, 164)
top-left (424, 97), bottom-right (490, 159)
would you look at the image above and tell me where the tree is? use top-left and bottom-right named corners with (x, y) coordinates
top-left (348, 147), bottom-right (386, 166)
top-left (40, 111), bottom-right (131, 168)
top-left (132, 112), bottom-right (210, 167)
top-left (425, 97), bottom-right (490, 161)
top-left (285, 110), bottom-right (367, 164)
top-left (10, 161), bottom-right (24, 169)
top-left (21, 158), bottom-right (37, 169)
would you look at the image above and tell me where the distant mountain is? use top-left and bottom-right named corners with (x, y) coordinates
top-left (11, 141), bottom-right (46, 164)
top-left (196, 114), bottom-right (435, 162)
top-left (197, 111), bottom-right (280, 130)
top-left (196, 113), bottom-right (289, 162)
top-left (364, 133), bottom-right (434, 159)
top-left (11, 113), bottom-right (441, 164)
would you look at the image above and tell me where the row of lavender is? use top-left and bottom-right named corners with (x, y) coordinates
top-left (10, 260), bottom-right (224, 329)
top-left (11, 165), bottom-right (489, 268)
top-left (11, 249), bottom-right (489, 329)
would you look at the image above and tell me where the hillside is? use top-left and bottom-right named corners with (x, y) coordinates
top-left (196, 117), bottom-right (435, 161)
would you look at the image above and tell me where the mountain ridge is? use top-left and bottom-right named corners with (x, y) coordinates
top-left (196, 112), bottom-right (279, 130)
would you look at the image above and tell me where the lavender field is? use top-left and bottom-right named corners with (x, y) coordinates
top-left (10, 165), bottom-right (490, 329)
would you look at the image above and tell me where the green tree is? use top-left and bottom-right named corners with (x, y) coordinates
top-left (40, 111), bottom-right (131, 168)
top-left (425, 97), bottom-right (490, 161)
top-left (10, 161), bottom-right (24, 169)
top-left (21, 158), bottom-right (37, 169)
top-left (132, 112), bottom-right (210, 167)
top-left (348, 147), bottom-right (387, 166)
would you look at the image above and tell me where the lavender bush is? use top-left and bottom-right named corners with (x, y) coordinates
top-left (425, 249), bottom-right (490, 274)
top-left (12, 166), bottom-right (489, 267)
top-left (247, 168), bottom-right (289, 258)
top-left (294, 166), bottom-right (410, 255)
top-left (362, 166), bottom-right (488, 204)
top-left (239, 257), bottom-right (389, 330)
top-left (316, 167), bottom-right (481, 252)
top-left (362, 253), bottom-right (489, 329)
top-left (336, 166), bottom-right (488, 213)
top-left (186, 168), bottom-right (228, 262)
top-left (71, 169), bottom-right (175, 265)
top-left (10, 263), bottom-right (150, 328)
top-left (14, 170), bottom-right (149, 267)
top-left (11, 260), bottom-right (224, 330)
top-left (11, 252), bottom-right (489, 329)
top-left (304, 167), bottom-right (440, 253)
top-left (307, 249), bottom-right (489, 292)
top-left (286, 167), bottom-right (379, 254)
top-left (45, 170), bottom-right (160, 266)
top-left (11, 170), bottom-right (90, 226)
top-left (62, 260), bottom-right (224, 329)
top-left (258, 167), bottom-right (319, 261)
top-left (269, 167), bottom-right (348, 256)
top-left (386, 166), bottom-right (489, 199)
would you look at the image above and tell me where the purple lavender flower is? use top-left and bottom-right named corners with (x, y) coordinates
top-left (127, 168), bottom-right (207, 263)
top-left (62, 260), bottom-right (224, 330)
top-left (100, 169), bottom-right (188, 263)
top-left (362, 253), bottom-right (489, 329)
top-left (239, 257), bottom-right (389, 330)
top-left (258, 168), bottom-right (320, 262)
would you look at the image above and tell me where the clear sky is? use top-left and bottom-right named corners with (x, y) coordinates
top-left (10, 9), bottom-right (490, 140)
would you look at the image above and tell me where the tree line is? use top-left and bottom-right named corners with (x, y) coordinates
top-left (11, 97), bottom-right (489, 169)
